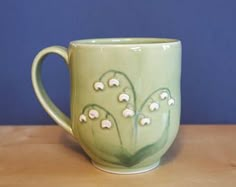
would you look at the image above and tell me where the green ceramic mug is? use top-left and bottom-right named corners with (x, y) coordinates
top-left (32, 38), bottom-right (181, 174)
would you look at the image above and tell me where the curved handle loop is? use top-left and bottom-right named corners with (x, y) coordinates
top-left (31, 46), bottom-right (72, 135)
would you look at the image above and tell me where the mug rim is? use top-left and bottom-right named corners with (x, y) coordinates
top-left (70, 37), bottom-right (181, 47)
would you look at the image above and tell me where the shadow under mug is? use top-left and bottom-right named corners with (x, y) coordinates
top-left (32, 38), bottom-right (181, 174)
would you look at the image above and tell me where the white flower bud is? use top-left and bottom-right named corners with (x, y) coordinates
top-left (79, 114), bottom-right (87, 123)
top-left (118, 93), bottom-right (130, 102)
top-left (122, 108), bottom-right (135, 118)
top-left (94, 82), bottom-right (104, 91)
top-left (140, 118), bottom-right (151, 126)
top-left (88, 109), bottom-right (99, 119)
top-left (168, 98), bottom-right (175, 106)
top-left (108, 78), bottom-right (120, 87)
top-left (160, 92), bottom-right (168, 100)
top-left (149, 102), bottom-right (160, 111)
top-left (101, 119), bottom-right (112, 129)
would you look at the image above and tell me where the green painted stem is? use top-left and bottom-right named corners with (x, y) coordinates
top-left (98, 69), bottom-right (137, 144)
top-left (98, 69), bottom-right (137, 112)
top-left (113, 110), bottom-right (171, 167)
top-left (82, 104), bottom-right (123, 146)
top-left (134, 88), bottom-right (171, 144)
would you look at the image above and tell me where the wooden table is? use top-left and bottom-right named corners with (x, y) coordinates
top-left (0, 125), bottom-right (235, 187)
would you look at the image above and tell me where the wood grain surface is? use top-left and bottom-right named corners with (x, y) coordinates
top-left (0, 125), bottom-right (235, 187)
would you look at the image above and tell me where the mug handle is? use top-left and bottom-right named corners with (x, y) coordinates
top-left (31, 46), bottom-right (72, 135)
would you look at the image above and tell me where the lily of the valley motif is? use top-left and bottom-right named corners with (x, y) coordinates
top-left (77, 70), bottom-right (175, 166)
top-left (79, 70), bottom-right (175, 132)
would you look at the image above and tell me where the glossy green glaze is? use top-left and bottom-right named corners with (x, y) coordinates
top-left (32, 38), bottom-right (182, 174)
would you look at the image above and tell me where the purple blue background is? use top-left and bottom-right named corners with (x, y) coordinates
top-left (0, 0), bottom-right (236, 125)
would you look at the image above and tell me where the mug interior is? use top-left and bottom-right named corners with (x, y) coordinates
top-left (70, 38), bottom-right (179, 46)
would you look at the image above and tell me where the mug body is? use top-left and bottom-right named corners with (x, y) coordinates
top-left (68, 38), bottom-right (181, 174)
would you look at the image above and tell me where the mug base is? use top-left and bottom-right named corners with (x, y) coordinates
top-left (92, 160), bottom-right (160, 175)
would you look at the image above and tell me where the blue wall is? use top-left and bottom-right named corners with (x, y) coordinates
top-left (0, 0), bottom-right (236, 124)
